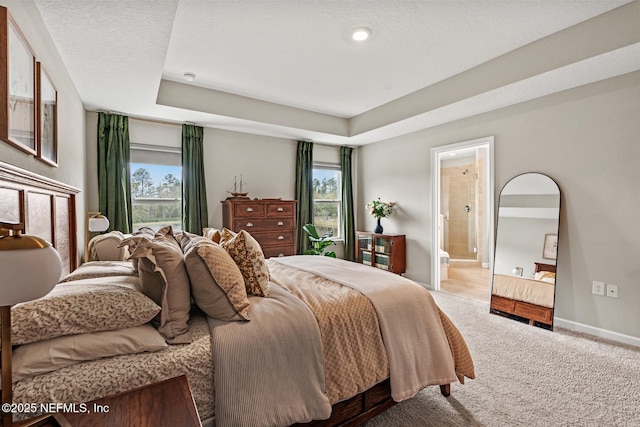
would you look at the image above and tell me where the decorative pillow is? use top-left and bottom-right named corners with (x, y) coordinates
top-left (87, 230), bottom-right (130, 261)
top-left (219, 227), bottom-right (236, 244)
top-left (60, 260), bottom-right (136, 283)
top-left (177, 231), bottom-right (203, 254)
top-left (128, 234), bottom-right (192, 344)
top-left (534, 271), bottom-right (556, 283)
top-left (220, 229), bottom-right (270, 297)
top-left (184, 238), bottom-right (250, 321)
top-left (119, 235), bottom-right (152, 273)
top-left (12, 324), bottom-right (168, 382)
top-left (203, 227), bottom-right (222, 243)
top-left (10, 276), bottom-right (160, 345)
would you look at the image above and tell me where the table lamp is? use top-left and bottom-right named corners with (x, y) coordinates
top-left (84, 212), bottom-right (110, 263)
top-left (0, 222), bottom-right (62, 427)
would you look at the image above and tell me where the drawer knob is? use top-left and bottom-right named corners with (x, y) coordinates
top-left (246, 207), bottom-right (253, 212)
top-left (278, 253), bottom-right (285, 257)
top-left (246, 222), bottom-right (253, 227)
top-left (277, 235), bottom-right (284, 240)
top-left (277, 207), bottom-right (284, 212)
top-left (277, 221), bottom-right (284, 226)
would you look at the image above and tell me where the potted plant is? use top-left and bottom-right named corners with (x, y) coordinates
top-left (302, 223), bottom-right (336, 257)
top-left (366, 198), bottom-right (396, 233)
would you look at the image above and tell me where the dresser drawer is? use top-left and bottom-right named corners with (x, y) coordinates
top-left (251, 230), bottom-right (295, 246)
top-left (233, 202), bottom-right (266, 217)
top-left (262, 244), bottom-right (296, 258)
top-left (265, 202), bottom-right (295, 217)
top-left (233, 217), bottom-right (294, 231)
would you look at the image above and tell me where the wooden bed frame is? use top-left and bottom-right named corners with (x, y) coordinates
top-left (490, 262), bottom-right (556, 327)
top-left (294, 381), bottom-right (450, 427)
top-left (0, 161), bottom-right (79, 275)
top-left (1, 161), bottom-right (452, 426)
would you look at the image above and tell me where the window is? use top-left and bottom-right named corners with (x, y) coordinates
top-left (313, 163), bottom-right (342, 239)
top-left (130, 144), bottom-right (182, 232)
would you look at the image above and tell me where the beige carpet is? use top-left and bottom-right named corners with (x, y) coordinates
top-left (364, 291), bottom-right (640, 427)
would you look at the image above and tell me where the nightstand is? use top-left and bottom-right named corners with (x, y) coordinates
top-left (16, 375), bottom-right (201, 427)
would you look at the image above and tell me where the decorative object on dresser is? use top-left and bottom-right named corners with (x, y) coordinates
top-left (227, 174), bottom-right (248, 198)
top-left (0, 222), bottom-right (64, 427)
top-left (356, 231), bottom-right (406, 274)
top-left (221, 198), bottom-right (296, 258)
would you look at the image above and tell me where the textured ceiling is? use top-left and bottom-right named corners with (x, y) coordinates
top-left (34, 0), bottom-right (639, 145)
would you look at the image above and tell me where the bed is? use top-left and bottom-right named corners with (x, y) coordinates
top-left (2, 161), bottom-right (475, 426)
top-left (490, 262), bottom-right (557, 327)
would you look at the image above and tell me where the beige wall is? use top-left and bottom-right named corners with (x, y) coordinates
top-left (84, 120), bottom-right (346, 258)
top-left (358, 71), bottom-right (640, 341)
top-left (0, 0), bottom-right (86, 253)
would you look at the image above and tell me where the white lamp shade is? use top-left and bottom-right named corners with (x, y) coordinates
top-left (0, 245), bottom-right (61, 305)
top-left (88, 215), bottom-right (110, 232)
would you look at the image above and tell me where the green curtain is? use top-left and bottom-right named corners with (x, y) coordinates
top-left (97, 112), bottom-right (132, 233)
top-left (295, 140), bottom-right (313, 254)
top-left (340, 146), bottom-right (356, 261)
top-left (182, 124), bottom-right (209, 233)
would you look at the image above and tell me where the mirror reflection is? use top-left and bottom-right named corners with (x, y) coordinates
top-left (490, 173), bottom-right (561, 330)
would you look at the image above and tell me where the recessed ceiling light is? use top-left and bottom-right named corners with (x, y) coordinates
top-left (183, 72), bottom-right (196, 82)
top-left (352, 27), bottom-right (370, 41)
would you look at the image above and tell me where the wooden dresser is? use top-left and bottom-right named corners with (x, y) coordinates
top-left (221, 198), bottom-right (296, 258)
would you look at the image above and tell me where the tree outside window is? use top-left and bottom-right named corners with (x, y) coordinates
top-left (313, 166), bottom-right (341, 238)
top-left (131, 163), bottom-right (182, 231)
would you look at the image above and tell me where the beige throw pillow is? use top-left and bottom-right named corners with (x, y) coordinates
top-left (184, 238), bottom-right (250, 321)
top-left (129, 235), bottom-right (192, 344)
top-left (220, 229), bottom-right (270, 297)
top-left (12, 324), bottom-right (167, 381)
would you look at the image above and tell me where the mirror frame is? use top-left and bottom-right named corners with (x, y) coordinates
top-left (490, 172), bottom-right (561, 330)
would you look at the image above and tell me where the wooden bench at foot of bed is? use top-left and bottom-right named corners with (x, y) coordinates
top-left (293, 379), bottom-right (450, 426)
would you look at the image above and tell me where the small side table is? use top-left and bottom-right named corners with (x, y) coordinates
top-left (16, 375), bottom-right (201, 427)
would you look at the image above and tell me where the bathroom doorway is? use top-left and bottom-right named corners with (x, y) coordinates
top-left (431, 137), bottom-right (494, 302)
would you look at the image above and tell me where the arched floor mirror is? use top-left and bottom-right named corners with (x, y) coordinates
top-left (490, 173), bottom-right (561, 330)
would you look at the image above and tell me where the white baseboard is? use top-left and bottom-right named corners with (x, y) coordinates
top-left (554, 317), bottom-right (640, 348)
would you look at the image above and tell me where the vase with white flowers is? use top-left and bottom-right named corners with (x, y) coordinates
top-left (366, 198), bottom-right (396, 233)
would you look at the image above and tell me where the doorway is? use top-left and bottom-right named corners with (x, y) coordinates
top-left (431, 137), bottom-right (494, 302)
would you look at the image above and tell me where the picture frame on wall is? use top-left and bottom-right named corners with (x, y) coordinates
top-left (37, 62), bottom-right (58, 166)
top-left (0, 7), bottom-right (37, 154)
top-left (542, 234), bottom-right (558, 260)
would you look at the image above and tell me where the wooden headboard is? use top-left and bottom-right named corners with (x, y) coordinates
top-left (534, 262), bottom-right (556, 274)
top-left (0, 161), bottom-right (80, 275)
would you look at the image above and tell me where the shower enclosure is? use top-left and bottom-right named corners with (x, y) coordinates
top-left (440, 162), bottom-right (481, 261)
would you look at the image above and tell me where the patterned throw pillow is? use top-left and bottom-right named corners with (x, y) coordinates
top-left (10, 276), bottom-right (160, 345)
top-left (220, 229), bottom-right (270, 297)
top-left (184, 238), bottom-right (250, 321)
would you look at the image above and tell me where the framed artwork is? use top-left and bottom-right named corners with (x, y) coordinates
top-left (0, 7), bottom-right (37, 154)
top-left (37, 62), bottom-right (58, 166)
top-left (542, 234), bottom-right (558, 260)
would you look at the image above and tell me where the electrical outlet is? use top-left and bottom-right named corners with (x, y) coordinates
top-left (606, 284), bottom-right (618, 298)
top-left (592, 281), bottom-right (605, 296)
